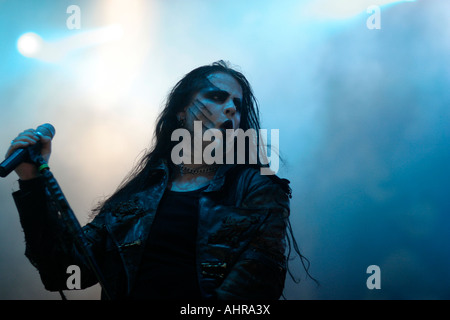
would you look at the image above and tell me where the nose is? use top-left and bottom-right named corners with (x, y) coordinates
top-left (223, 102), bottom-right (236, 118)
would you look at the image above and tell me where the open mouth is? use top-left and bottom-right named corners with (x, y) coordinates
top-left (220, 120), bottom-right (233, 130)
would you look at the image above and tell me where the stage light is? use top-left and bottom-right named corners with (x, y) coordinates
top-left (17, 32), bottom-right (43, 58)
top-left (15, 25), bottom-right (124, 63)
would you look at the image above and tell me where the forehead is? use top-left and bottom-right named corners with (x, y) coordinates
top-left (206, 72), bottom-right (243, 98)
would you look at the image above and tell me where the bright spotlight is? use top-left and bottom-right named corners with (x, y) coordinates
top-left (15, 25), bottom-right (124, 63)
top-left (17, 32), bottom-right (43, 57)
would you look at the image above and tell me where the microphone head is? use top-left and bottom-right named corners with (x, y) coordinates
top-left (36, 123), bottom-right (56, 139)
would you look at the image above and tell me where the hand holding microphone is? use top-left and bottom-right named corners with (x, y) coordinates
top-left (1, 124), bottom-right (55, 180)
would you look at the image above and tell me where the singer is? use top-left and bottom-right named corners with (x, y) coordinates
top-left (6, 61), bottom-right (310, 300)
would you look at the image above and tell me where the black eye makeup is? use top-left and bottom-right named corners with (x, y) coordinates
top-left (205, 90), bottom-right (228, 102)
top-left (203, 89), bottom-right (242, 111)
top-left (233, 98), bottom-right (242, 111)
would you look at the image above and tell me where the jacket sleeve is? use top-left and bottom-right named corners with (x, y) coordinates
top-left (12, 177), bottom-right (106, 292)
top-left (215, 170), bottom-right (291, 300)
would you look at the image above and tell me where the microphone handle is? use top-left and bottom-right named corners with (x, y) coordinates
top-left (1, 123), bottom-right (54, 178)
top-left (0, 143), bottom-right (41, 178)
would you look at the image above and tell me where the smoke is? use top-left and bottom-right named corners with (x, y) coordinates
top-left (282, 0), bottom-right (450, 299)
top-left (0, 0), bottom-right (449, 299)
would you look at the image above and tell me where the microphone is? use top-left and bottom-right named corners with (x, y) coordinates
top-left (0, 123), bottom-right (55, 178)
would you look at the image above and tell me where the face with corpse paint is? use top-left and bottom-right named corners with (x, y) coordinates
top-left (177, 72), bottom-right (243, 134)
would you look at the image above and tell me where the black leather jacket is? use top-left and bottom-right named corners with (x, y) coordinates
top-left (13, 162), bottom-right (291, 300)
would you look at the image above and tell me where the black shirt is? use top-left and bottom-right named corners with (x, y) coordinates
top-left (128, 186), bottom-right (207, 299)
